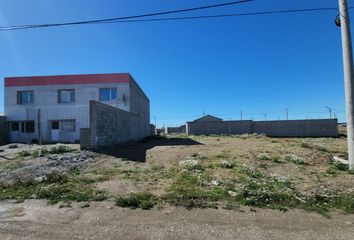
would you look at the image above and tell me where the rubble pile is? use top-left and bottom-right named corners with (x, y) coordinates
top-left (0, 150), bottom-right (96, 185)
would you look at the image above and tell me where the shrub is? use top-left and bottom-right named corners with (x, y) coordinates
top-left (218, 160), bottom-right (234, 169)
top-left (257, 153), bottom-right (271, 161)
top-left (179, 159), bottom-right (202, 171)
top-left (284, 154), bottom-right (305, 165)
top-left (18, 150), bottom-right (31, 157)
top-left (49, 144), bottom-right (73, 154)
top-left (115, 192), bottom-right (156, 210)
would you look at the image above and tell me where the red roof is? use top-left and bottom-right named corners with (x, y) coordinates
top-left (5, 73), bottom-right (131, 87)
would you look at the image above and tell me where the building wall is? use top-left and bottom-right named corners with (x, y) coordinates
top-left (81, 101), bottom-right (150, 149)
top-left (186, 119), bottom-right (338, 137)
top-left (0, 116), bottom-right (8, 145)
top-left (254, 119), bottom-right (339, 137)
top-left (129, 79), bottom-right (150, 137)
top-left (186, 120), bottom-right (253, 135)
top-left (5, 82), bottom-right (130, 143)
top-left (166, 126), bottom-right (186, 134)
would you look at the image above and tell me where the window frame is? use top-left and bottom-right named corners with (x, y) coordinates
top-left (11, 122), bottom-right (19, 131)
top-left (58, 89), bottom-right (75, 104)
top-left (99, 88), bottom-right (117, 102)
top-left (60, 119), bottom-right (75, 132)
top-left (17, 90), bottom-right (34, 105)
top-left (25, 121), bottom-right (35, 133)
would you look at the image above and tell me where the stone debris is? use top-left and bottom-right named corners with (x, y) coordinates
top-left (0, 149), bottom-right (96, 185)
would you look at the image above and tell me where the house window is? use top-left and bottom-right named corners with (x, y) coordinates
top-left (17, 121), bottom-right (34, 133)
top-left (11, 122), bottom-right (19, 131)
top-left (60, 120), bottom-right (75, 132)
top-left (99, 88), bottom-right (117, 101)
top-left (51, 121), bottom-right (59, 130)
top-left (25, 121), bottom-right (35, 133)
top-left (17, 91), bottom-right (34, 105)
top-left (58, 89), bottom-right (75, 103)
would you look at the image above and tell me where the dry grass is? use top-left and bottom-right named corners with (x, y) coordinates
top-left (2, 135), bottom-right (354, 215)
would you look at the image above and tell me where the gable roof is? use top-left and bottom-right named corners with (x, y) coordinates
top-left (193, 115), bottom-right (223, 122)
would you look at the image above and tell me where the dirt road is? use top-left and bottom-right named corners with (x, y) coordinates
top-left (0, 200), bottom-right (353, 240)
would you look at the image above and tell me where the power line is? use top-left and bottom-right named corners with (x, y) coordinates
top-left (1, 5), bottom-right (353, 32)
top-left (0, 0), bottom-right (253, 31)
top-left (100, 7), bottom-right (353, 24)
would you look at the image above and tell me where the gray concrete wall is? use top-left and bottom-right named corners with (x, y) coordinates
top-left (254, 119), bottom-right (339, 137)
top-left (0, 116), bottom-right (8, 145)
top-left (186, 119), bottom-right (338, 137)
top-left (186, 120), bottom-right (253, 135)
top-left (166, 126), bottom-right (186, 134)
top-left (129, 79), bottom-right (150, 138)
top-left (81, 101), bottom-right (150, 149)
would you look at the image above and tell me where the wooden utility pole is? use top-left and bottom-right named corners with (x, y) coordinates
top-left (339, 0), bottom-right (354, 170)
top-left (240, 111), bottom-right (243, 120)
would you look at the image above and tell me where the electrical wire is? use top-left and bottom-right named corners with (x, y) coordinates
top-left (2, 5), bottom-right (353, 32)
top-left (0, 0), bottom-right (253, 31)
top-left (99, 7), bottom-right (351, 24)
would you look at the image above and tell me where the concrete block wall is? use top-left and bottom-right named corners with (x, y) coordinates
top-left (81, 101), bottom-right (150, 149)
top-left (0, 116), bottom-right (8, 145)
top-left (254, 119), bottom-right (339, 137)
top-left (166, 126), bottom-right (186, 134)
top-left (186, 120), bottom-right (253, 135)
top-left (186, 119), bottom-right (339, 137)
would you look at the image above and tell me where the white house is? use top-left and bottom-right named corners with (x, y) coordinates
top-left (4, 73), bottom-right (150, 143)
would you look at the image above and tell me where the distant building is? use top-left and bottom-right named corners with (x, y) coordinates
top-left (193, 115), bottom-right (223, 122)
top-left (4, 73), bottom-right (150, 143)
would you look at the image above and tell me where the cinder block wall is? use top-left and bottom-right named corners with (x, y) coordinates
top-left (166, 126), bottom-right (186, 134)
top-left (81, 101), bottom-right (150, 149)
top-left (0, 116), bottom-right (8, 145)
top-left (186, 120), bottom-right (253, 135)
top-left (186, 119), bottom-right (339, 137)
top-left (254, 119), bottom-right (339, 137)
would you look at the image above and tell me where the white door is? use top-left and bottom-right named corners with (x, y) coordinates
top-left (51, 121), bottom-right (60, 142)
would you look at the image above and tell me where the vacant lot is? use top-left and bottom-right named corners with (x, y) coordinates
top-left (1, 134), bottom-right (354, 239)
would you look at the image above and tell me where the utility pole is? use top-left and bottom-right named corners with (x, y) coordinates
top-left (154, 116), bottom-right (157, 134)
top-left (262, 113), bottom-right (267, 121)
top-left (339, 0), bottom-right (354, 170)
top-left (38, 109), bottom-right (41, 145)
top-left (325, 106), bottom-right (332, 119)
top-left (286, 107), bottom-right (289, 120)
top-left (240, 111), bottom-right (243, 120)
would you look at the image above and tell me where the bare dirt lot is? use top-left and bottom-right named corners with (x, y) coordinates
top-left (1, 200), bottom-right (354, 240)
top-left (1, 134), bottom-right (354, 239)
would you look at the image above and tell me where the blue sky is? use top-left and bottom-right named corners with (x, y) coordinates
top-left (0, 0), bottom-right (351, 127)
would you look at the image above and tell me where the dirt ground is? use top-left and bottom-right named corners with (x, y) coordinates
top-left (0, 199), bottom-right (354, 240)
top-left (0, 134), bottom-right (354, 239)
